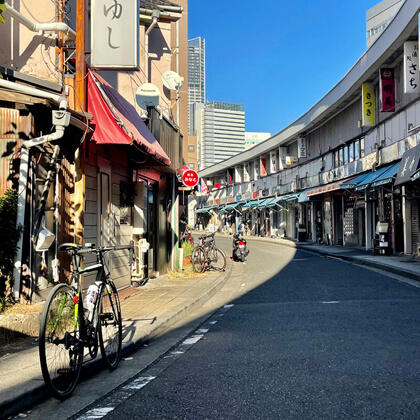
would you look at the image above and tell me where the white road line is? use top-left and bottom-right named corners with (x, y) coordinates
top-left (322, 301), bottom-right (340, 304)
top-left (183, 334), bottom-right (204, 345)
top-left (77, 407), bottom-right (115, 419)
top-left (123, 376), bottom-right (157, 390)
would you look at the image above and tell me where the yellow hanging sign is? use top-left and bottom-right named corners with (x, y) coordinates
top-left (362, 83), bottom-right (375, 126)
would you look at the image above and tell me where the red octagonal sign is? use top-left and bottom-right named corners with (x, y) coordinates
top-left (182, 169), bottom-right (199, 187)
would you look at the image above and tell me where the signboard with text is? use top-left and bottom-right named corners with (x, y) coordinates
top-left (362, 83), bottom-right (375, 126)
top-left (182, 169), bottom-right (199, 187)
top-left (92, 0), bottom-right (139, 69)
top-left (380, 68), bottom-right (395, 112)
top-left (404, 41), bottom-right (419, 93)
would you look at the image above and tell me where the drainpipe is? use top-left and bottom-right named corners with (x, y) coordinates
top-left (145, 10), bottom-right (160, 36)
top-left (4, 2), bottom-right (76, 42)
top-left (2, 80), bottom-right (70, 300)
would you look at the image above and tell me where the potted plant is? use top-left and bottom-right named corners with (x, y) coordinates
top-left (181, 241), bottom-right (194, 266)
top-left (298, 223), bottom-right (307, 242)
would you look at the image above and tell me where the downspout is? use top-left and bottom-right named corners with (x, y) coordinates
top-left (145, 10), bottom-right (160, 36)
top-left (1, 79), bottom-right (70, 300)
top-left (4, 2), bottom-right (76, 42)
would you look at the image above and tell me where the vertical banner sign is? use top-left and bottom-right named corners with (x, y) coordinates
top-left (298, 134), bottom-right (307, 158)
top-left (91, 0), bottom-right (139, 69)
top-left (243, 162), bottom-right (250, 182)
top-left (270, 151), bottom-right (277, 173)
top-left (279, 147), bottom-right (287, 170)
top-left (254, 160), bottom-right (260, 179)
top-left (362, 83), bottom-right (375, 126)
top-left (380, 69), bottom-right (395, 112)
top-left (404, 41), bottom-right (419, 93)
top-left (260, 157), bottom-right (268, 176)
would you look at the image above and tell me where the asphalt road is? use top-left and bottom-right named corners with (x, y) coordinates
top-left (72, 238), bottom-right (420, 420)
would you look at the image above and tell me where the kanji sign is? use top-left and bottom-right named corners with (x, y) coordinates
top-left (91, 0), bottom-right (139, 69)
top-left (182, 169), bottom-right (199, 187)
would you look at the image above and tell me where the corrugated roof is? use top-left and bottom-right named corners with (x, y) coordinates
top-left (142, 0), bottom-right (181, 9)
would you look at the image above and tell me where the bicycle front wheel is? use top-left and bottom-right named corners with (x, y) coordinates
top-left (99, 281), bottom-right (122, 369)
top-left (191, 246), bottom-right (206, 273)
top-left (39, 283), bottom-right (83, 399)
top-left (207, 247), bottom-right (227, 271)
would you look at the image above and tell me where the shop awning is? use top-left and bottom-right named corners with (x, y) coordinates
top-left (257, 197), bottom-right (275, 208)
top-left (298, 187), bottom-right (323, 202)
top-left (219, 202), bottom-right (244, 214)
top-left (307, 177), bottom-right (355, 197)
top-left (355, 163), bottom-right (398, 190)
top-left (195, 207), bottom-right (211, 214)
top-left (241, 199), bottom-right (260, 210)
top-left (340, 172), bottom-right (370, 189)
top-left (265, 196), bottom-right (283, 208)
top-left (370, 162), bottom-right (400, 187)
top-left (395, 145), bottom-right (420, 186)
top-left (87, 70), bottom-right (171, 166)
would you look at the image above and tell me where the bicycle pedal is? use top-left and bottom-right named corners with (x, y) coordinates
top-left (100, 312), bottom-right (114, 321)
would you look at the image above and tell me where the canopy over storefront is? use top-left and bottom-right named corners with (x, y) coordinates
top-left (395, 145), bottom-right (420, 186)
top-left (87, 70), bottom-right (171, 166)
top-left (219, 202), bottom-right (244, 214)
top-left (354, 163), bottom-right (398, 191)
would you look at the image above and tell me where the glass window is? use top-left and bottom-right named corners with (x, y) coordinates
top-left (339, 148), bottom-right (344, 166)
top-left (349, 143), bottom-right (354, 162)
top-left (188, 163), bottom-right (194, 169)
top-left (343, 146), bottom-right (348, 164)
top-left (189, 145), bottom-right (194, 152)
top-left (334, 150), bottom-right (339, 168)
top-left (354, 141), bottom-right (360, 160)
top-left (360, 137), bottom-right (365, 157)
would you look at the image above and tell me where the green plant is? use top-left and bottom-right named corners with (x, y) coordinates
top-left (0, 189), bottom-right (23, 302)
top-left (181, 241), bottom-right (194, 258)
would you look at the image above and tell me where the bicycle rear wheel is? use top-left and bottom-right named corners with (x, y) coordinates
top-left (191, 246), bottom-right (206, 273)
top-left (99, 281), bottom-right (122, 369)
top-left (39, 283), bottom-right (83, 399)
top-left (207, 246), bottom-right (227, 271)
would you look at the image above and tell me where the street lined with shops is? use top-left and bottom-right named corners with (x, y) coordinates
top-left (6, 236), bottom-right (420, 419)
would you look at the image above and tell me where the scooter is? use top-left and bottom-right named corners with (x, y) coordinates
top-left (180, 220), bottom-right (193, 244)
top-left (232, 231), bottom-right (249, 262)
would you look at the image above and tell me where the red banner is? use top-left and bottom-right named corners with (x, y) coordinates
top-left (380, 69), bottom-right (395, 112)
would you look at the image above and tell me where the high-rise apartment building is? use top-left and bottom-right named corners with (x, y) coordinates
top-left (197, 101), bottom-right (245, 170)
top-left (366, 0), bottom-right (403, 48)
top-left (245, 132), bottom-right (271, 150)
top-left (188, 37), bottom-right (206, 135)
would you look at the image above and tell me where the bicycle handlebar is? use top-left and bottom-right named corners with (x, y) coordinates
top-left (59, 241), bottom-right (135, 266)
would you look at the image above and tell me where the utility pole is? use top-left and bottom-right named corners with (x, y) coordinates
top-left (74, 0), bottom-right (86, 245)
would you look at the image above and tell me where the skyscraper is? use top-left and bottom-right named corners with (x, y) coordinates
top-left (366, 0), bottom-right (403, 48)
top-left (188, 37), bottom-right (206, 135)
top-left (197, 101), bottom-right (245, 170)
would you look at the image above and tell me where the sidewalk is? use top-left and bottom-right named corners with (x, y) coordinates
top-left (234, 233), bottom-right (420, 282)
top-left (1, 237), bottom-right (420, 418)
top-left (0, 265), bottom-right (232, 418)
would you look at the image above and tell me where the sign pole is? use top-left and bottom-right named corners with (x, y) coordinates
top-left (74, 0), bottom-right (86, 246)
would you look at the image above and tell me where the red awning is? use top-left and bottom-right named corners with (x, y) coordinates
top-left (87, 70), bottom-right (171, 166)
top-left (307, 176), bottom-right (356, 197)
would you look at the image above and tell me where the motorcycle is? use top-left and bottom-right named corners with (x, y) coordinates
top-left (232, 231), bottom-right (249, 262)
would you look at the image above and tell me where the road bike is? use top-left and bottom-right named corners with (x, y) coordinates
top-left (191, 233), bottom-right (226, 273)
top-left (38, 241), bottom-right (134, 399)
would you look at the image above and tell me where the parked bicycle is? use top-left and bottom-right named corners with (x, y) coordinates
top-left (38, 241), bottom-right (134, 399)
top-left (191, 233), bottom-right (226, 273)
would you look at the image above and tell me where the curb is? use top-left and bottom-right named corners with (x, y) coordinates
top-left (241, 234), bottom-right (420, 282)
top-left (0, 264), bottom-right (233, 419)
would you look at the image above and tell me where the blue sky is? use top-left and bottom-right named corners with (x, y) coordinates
top-left (188, 0), bottom-right (381, 136)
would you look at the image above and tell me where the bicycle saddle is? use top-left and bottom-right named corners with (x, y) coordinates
top-left (58, 243), bottom-right (82, 253)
